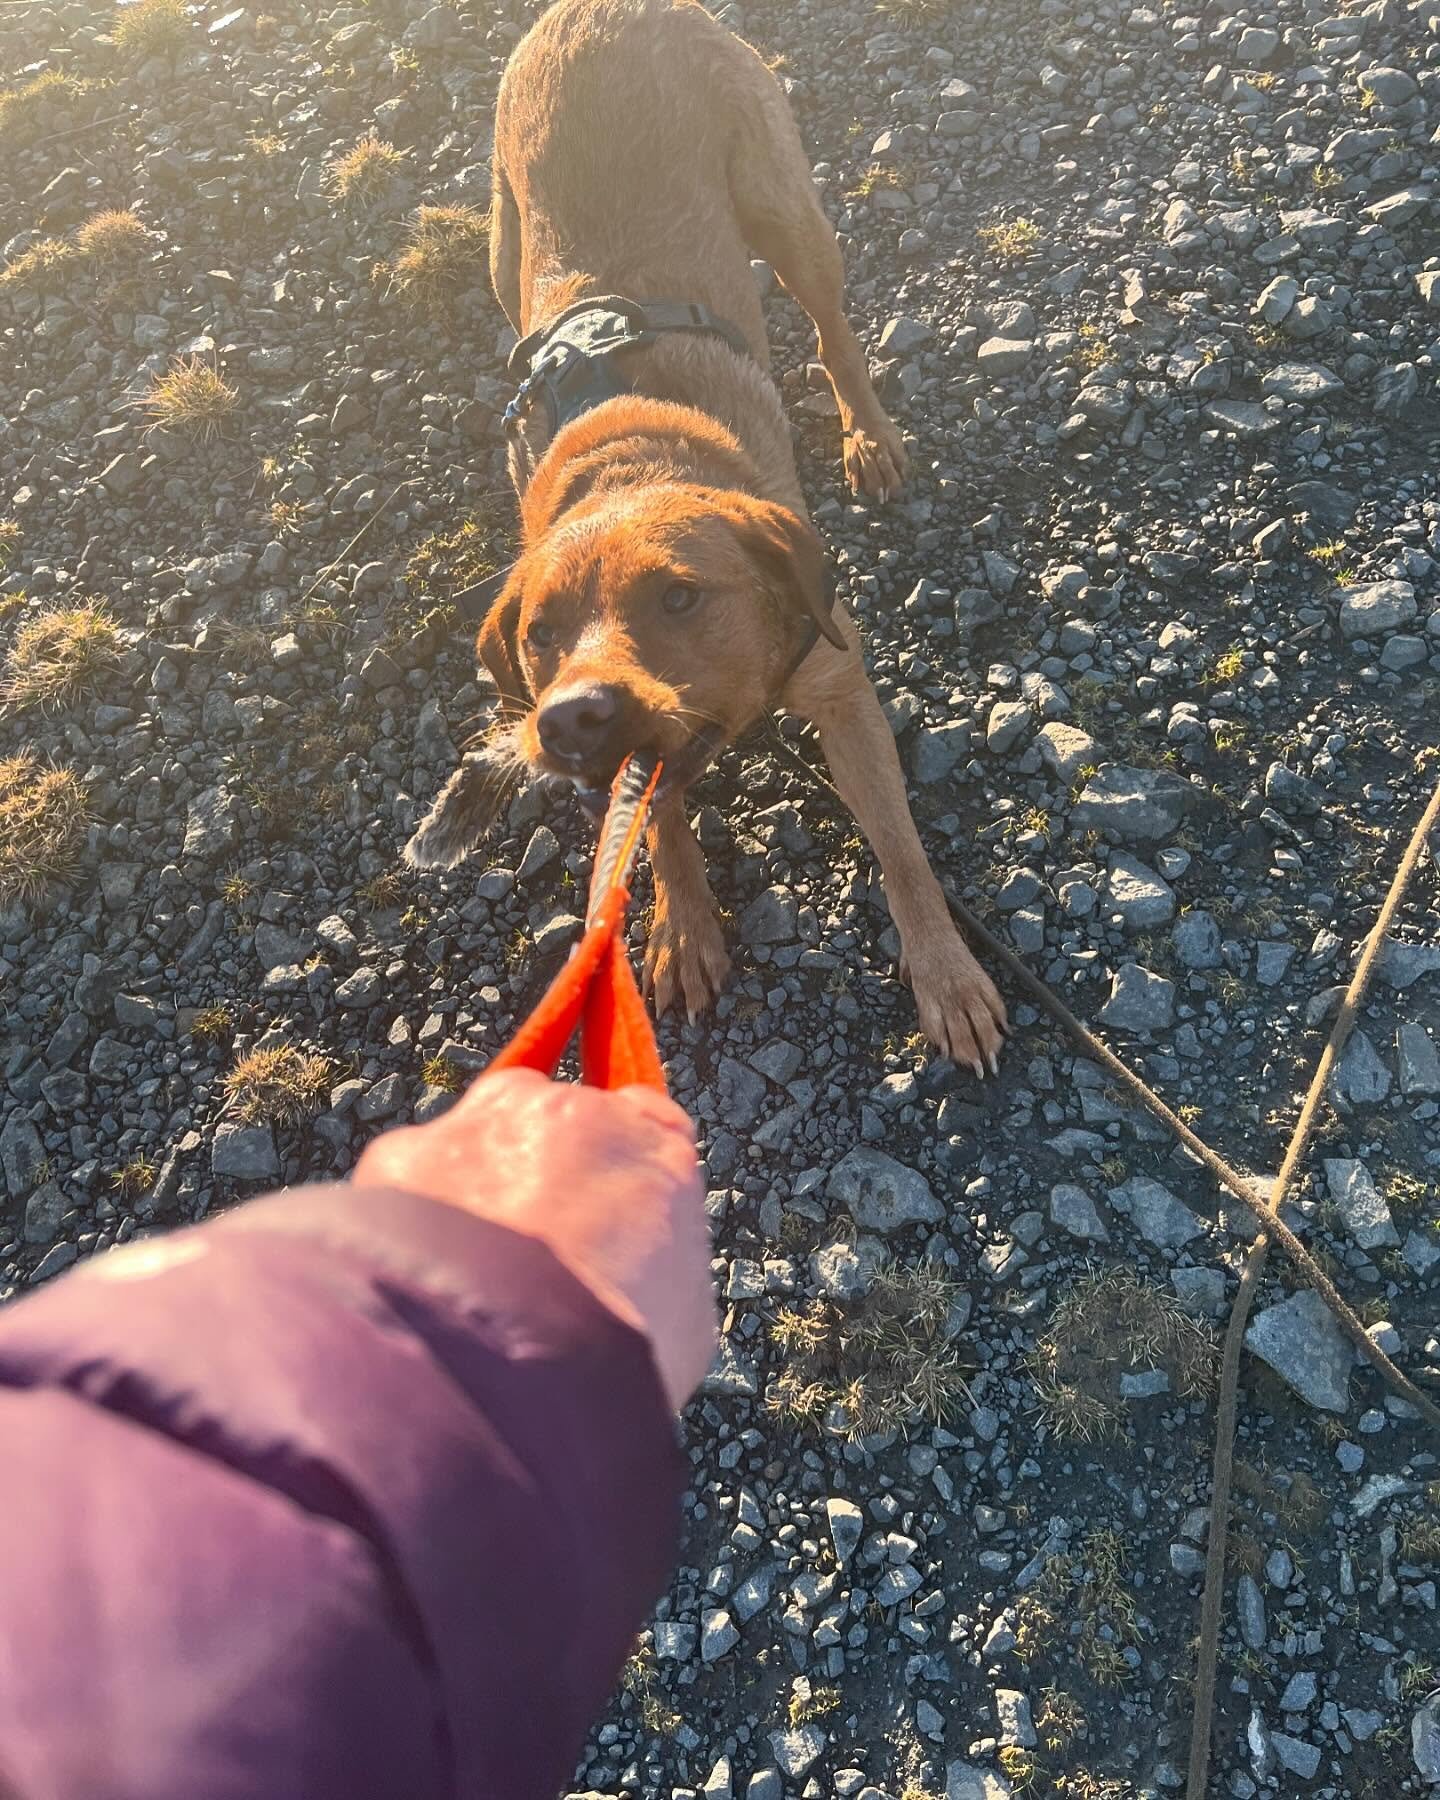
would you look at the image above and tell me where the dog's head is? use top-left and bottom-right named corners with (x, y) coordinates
top-left (405, 484), bottom-right (842, 868)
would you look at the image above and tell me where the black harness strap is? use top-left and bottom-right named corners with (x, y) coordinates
top-left (502, 294), bottom-right (754, 438)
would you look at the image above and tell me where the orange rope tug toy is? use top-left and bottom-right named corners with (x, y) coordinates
top-left (487, 753), bottom-right (666, 1093)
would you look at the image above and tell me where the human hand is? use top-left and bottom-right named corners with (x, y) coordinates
top-left (353, 1068), bottom-right (716, 1412)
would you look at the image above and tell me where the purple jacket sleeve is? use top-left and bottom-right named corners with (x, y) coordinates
top-left (0, 1183), bottom-right (684, 1800)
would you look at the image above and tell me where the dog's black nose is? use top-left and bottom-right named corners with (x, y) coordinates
top-left (537, 686), bottom-right (620, 762)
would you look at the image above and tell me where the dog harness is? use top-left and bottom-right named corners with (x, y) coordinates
top-left (503, 294), bottom-right (753, 437)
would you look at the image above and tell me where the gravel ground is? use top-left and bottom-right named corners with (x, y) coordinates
top-left (4, 0), bottom-right (1440, 1795)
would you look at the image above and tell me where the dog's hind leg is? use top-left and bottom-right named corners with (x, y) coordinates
top-left (723, 49), bottom-right (909, 500)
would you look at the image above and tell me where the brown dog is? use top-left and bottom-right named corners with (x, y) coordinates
top-left (406, 0), bottom-right (1006, 1075)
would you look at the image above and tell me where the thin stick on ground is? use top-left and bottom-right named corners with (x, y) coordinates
top-left (1183, 773), bottom-right (1440, 1800)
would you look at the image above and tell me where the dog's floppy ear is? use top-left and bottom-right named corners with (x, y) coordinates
top-left (727, 497), bottom-right (846, 651)
top-left (476, 568), bottom-right (531, 707)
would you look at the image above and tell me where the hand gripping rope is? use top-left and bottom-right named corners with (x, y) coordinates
top-left (487, 754), bottom-right (666, 1093)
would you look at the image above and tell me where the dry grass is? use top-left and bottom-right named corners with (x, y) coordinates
top-left (1027, 1266), bottom-right (1216, 1441)
top-left (0, 754), bottom-right (89, 903)
top-left (222, 1045), bottom-right (332, 1124)
top-left (189, 1003), bottom-right (235, 1045)
top-left (0, 519), bottom-right (19, 570)
top-left (356, 868), bottom-right (407, 909)
top-left (420, 1054), bottom-right (465, 1093)
top-left (766, 1262), bottom-right (972, 1439)
top-left (75, 208), bottom-right (151, 265)
top-left (111, 1154), bottom-right (158, 1199)
top-left (1, 601), bottom-right (122, 712)
top-left (139, 356), bottom-right (238, 440)
top-left (405, 513), bottom-right (505, 607)
top-left (1014, 1526), bottom-right (1142, 1688)
top-left (327, 133), bottom-right (407, 203)
top-left (621, 1645), bottom-right (683, 1737)
top-left (0, 70), bottom-right (96, 141)
top-left (978, 216), bottom-right (1043, 262)
top-left (112, 0), bottom-right (192, 56)
top-left (375, 204), bottom-right (490, 312)
top-left (0, 237), bottom-right (79, 292)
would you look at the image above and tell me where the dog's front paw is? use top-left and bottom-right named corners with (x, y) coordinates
top-left (643, 910), bottom-right (732, 1022)
top-left (844, 417), bottom-right (909, 503)
top-left (901, 929), bottom-right (1007, 1078)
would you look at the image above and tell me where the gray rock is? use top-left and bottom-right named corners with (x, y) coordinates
top-left (701, 1609), bottom-right (739, 1663)
top-left (1205, 399), bottom-right (1279, 438)
top-left (1337, 579), bottom-right (1417, 639)
top-left (986, 700), bottom-right (1032, 754)
top-left (1381, 940), bottom-right (1440, 988)
top-left (740, 887), bottom-right (797, 945)
top-left (717, 1056), bottom-right (767, 1131)
top-left (211, 1121), bottom-right (279, 1181)
top-left (745, 1773), bottom-right (782, 1800)
top-left (1237, 1574), bottom-right (1266, 1650)
top-left (994, 1688), bottom-right (1036, 1749)
top-left (32, 1242), bottom-right (78, 1282)
top-left (1105, 853), bottom-right (1175, 928)
top-left (1, 1114), bottom-right (45, 1199)
top-left (1324, 1159), bottom-right (1399, 1250)
top-left (1264, 762), bottom-right (1324, 816)
top-left (1331, 1029), bottom-right (1391, 1107)
top-left (1271, 1733), bottom-right (1319, 1780)
top-left (1397, 1022), bottom-right (1440, 1097)
top-left (23, 1180), bottom-right (66, 1244)
top-left (1261, 363), bottom-right (1342, 403)
top-left (334, 968), bottom-right (384, 1009)
top-left (182, 785), bottom-right (240, 861)
top-left (879, 314), bottom-right (933, 355)
top-left (977, 336), bottom-right (1033, 375)
top-left (1049, 1182), bottom-right (1109, 1242)
top-left (1035, 721), bottom-right (1098, 783)
top-left (1071, 764), bottom-right (1191, 841)
top-left (827, 1496), bottom-right (864, 1567)
top-left (1172, 910), bottom-right (1222, 970)
top-left (1279, 1672), bottom-right (1317, 1712)
top-left (1414, 1693), bottom-right (1440, 1783)
top-left (913, 722), bottom-right (971, 784)
top-left (1374, 363), bottom-right (1420, 416)
top-left (1109, 1175), bottom-right (1203, 1250)
top-left (254, 923), bottom-right (310, 970)
top-left (1256, 943), bottom-right (1296, 987)
top-left (946, 1765), bottom-right (1013, 1800)
top-left (828, 1148), bottom-right (943, 1232)
top-left (1245, 1289), bottom-right (1351, 1411)
top-left (769, 1726), bottom-right (824, 1779)
top-left (654, 1621), bottom-right (697, 1662)
top-left (1358, 65), bottom-right (1418, 105)
top-left (1099, 963), bottom-right (1175, 1032)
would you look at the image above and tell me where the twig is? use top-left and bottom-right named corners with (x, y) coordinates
top-left (1183, 773), bottom-right (1440, 1800)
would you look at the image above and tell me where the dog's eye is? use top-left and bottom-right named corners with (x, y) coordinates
top-left (527, 618), bottom-right (557, 650)
top-left (661, 583), bottom-right (703, 617)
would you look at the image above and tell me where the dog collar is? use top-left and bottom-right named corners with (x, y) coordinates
top-left (502, 294), bottom-right (753, 437)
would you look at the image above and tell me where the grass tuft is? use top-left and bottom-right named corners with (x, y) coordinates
top-left (0, 237), bottom-right (79, 292)
top-left (327, 133), bottom-right (407, 203)
top-left (375, 204), bottom-right (489, 312)
top-left (223, 1045), bottom-right (332, 1125)
top-left (190, 1003), bottom-right (235, 1045)
top-left (0, 754), bottom-right (89, 902)
top-left (0, 71), bottom-right (97, 141)
top-left (766, 1261), bottom-right (971, 1439)
top-left (978, 217), bottom-right (1042, 262)
top-left (1028, 1265), bottom-right (1216, 1441)
top-left (112, 0), bottom-right (192, 56)
top-left (111, 1154), bottom-right (158, 1199)
top-left (76, 208), bottom-right (152, 265)
top-left (0, 519), bottom-right (19, 569)
top-left (139, 356), bottom-right (238, 440)
top-left (1, 601), bottom-right (122, 711)
top-left (420, 1054), bottom-right (465, 1093)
